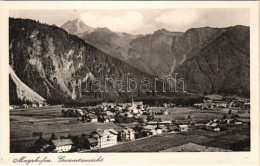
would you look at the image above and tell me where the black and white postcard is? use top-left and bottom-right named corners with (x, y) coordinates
top-left (0, 1), bottom-right (259, 165)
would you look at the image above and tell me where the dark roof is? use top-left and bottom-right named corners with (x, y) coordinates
top-left (87, 138), bottom-right (98, 143)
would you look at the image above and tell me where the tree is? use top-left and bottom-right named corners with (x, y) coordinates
top-left (32, 131), bottom-right (43, 137)
top-left (222, 114), bottom-right (227, 119)
top-left (67, 134), bottom-right (73, 139)
top-left (138, 117), bottom-right (144, 123)
top-left (228, 109), bottom-right (232, 114)
top-left (147, 115), bottom-right (154, 121)
top-left (32, 135), bottom-right (46, 153)
top-left (50, 133), bottom-right (56, 141)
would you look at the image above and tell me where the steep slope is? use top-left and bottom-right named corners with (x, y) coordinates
top-left (129, 29), bottom-right (183, 76)
top-left (9, 66), bottom-right (46, 104)
top-left (9, 18), bottom-right (169, 104)
top-left (82, 28), bottom-right (132, 61)
top-left (81, 28), bottom-right (183, 75)
top-left (174, 26), bottom-right (250, 97)
top-left (61, 19), bottom-right (94, 37)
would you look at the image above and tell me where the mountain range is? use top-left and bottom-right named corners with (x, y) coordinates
top-left (61, 19), bottom-right (250, 96)
top-left (9, 18), bottom-right (169, 105)
top-left (9, 18), bottom-right (250, 104)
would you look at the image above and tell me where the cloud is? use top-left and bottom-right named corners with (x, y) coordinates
top-left (79, 11), bottom-right (145, 33)
top-left (155, 10), bottom-right (201, 28)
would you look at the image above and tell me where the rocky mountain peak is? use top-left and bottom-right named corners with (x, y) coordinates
top-left (61, 19), bottom-right (94, 36)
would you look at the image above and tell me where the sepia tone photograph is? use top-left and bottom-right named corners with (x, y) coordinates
top-left (0, 1), bottom-right (259, 165)
top-left (8, 8), bottom-right (251, 153)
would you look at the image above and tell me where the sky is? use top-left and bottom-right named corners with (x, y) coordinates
top-left (10, 9), bottom-right (249, 35)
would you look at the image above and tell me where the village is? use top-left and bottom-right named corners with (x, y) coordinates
top-left (10, 94), bottom-right (250, 153)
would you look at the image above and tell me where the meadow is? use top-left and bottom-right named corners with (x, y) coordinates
top-left (10, 105), bottom-right (250, 152)
top-left (10, 106), bottom-right (122, 152)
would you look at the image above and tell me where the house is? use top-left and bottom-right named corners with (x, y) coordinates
top-left (147, 121), bottom-right (172, 126)
top-left (42, 144), bottom-right (51, 152)
top-left (98, 115), bottom-right (110, 123)
top-left (127, 100), bottom-right (142, 114)
top-left (32, 103), bottom-right (37, 108)
top-left (159, 121), bottom-right (172, 126)
top-left (202, 103), bottom-right (213, 110)
top-left (225, 119), bottom-right (235, 124)
top-left (194, 103), bottom-right (202, 109)
top-left (126, 112), bottom-right (133, 118)
top-left (115, 106), bottom-right (123, 111)
top-left (23, 104), bottom-right (29, 108)
top-left (142, 125), bottom-right (157, 136)
top-left (76, 109), bottom-right (84, 116)
top-left (106, 111), bottom-right (114, 116)
top-left (149, 129), bottom-right (157, 135)
top-left (137, 105), bottom-right (145, 111)
top-left (178, 125), bottom-right (189, 132)
top-left (244, 102), bottom-right (250, 108)
top-left (216, 102), bottom-right (228, 108)
top-left (38, 103), bottom-right (43, 107)
top-left (163, 110), bottom-right (169, 115)
top-left (155, 127), bottom-right (163, 134)
top-left (207, 123), bottom-right (220, 132)
top-left (89, 114), bottom-right (98, 122)
top-left (52, 138), bottom-right (73, 152)
top-left (109, 117), bottom-right (115, 122)
top-left (104, 118), bottom-right (110, 123)
top-left (86, 138), bottom-right (99, 149)
top-left (234, 120), bottom-right (243, 125)
top-left (90, 129), bottom-right (118, 148)
top-left (213, 119), bottom-right (219, 123)
top-left (120, 127), bottom-right (135, 141)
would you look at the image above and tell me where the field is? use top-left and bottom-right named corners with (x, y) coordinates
top-left (93, 123), bottom-right (250, 152)
top-left (10, 106), bottom-right (250, 152)
top-left (93, 107), bottom-right (250, 152)
top-left (142, 106), bottom-right (249, 123)
top-left (10, 106), bottom-right (122, 152)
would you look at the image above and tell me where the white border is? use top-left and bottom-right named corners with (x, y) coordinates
top-left (0, 1), bottom-right (259, 165)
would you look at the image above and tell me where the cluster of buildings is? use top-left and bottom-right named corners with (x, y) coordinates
top-left (141, 123), bottom-right (189, 136)
top-left (47, 122), bottom-right (192, 153)
top-left (100, 100), bottom-right (169, 123)
top-left (193, 95), bottom-right (250, 110)
top-left (61, 99), bottom-right (168, 124)
top-left (42, 127), bottom-right (136, 152)
top-left (41, 112), bottom-right (247, 153)
top-left (9, 103), bottom-right (47, 110)
top-left (205, 117), bottom-right (244, 132)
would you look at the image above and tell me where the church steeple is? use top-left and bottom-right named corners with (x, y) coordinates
top-left (131, 96), bottom-right (135, 107)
